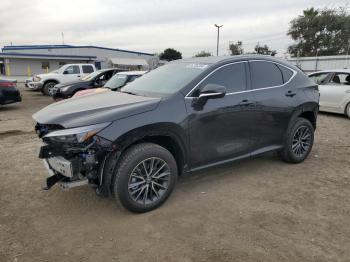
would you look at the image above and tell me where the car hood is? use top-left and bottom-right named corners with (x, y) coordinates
top-left (37, 73), bottom-right (60, 78)
top-left (32, 91), bottom-right (161, 128)
top-left (55, 80), bottom-right (90, 89)
top-left (73, 88), bottom-right (108, 98)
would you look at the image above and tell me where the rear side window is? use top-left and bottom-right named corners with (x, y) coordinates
top-left (250, 61), bottom-right (283, 89)
top-left (82, 65), bottom-right (94, 73)
top-left (198, 62), bottom-right (247, 94)
top-left (277, 65), bottom-right (294, 83)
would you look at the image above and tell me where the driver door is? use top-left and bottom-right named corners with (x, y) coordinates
top-left (184, 62), bottom-right (256, 169)
top-left (63, 65), bottom-right (81, 82)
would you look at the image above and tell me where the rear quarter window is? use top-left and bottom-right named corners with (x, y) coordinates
top-left (277, 65), bottom-right (294, 83)
top-left (250, 61), bottom-right (283, 89)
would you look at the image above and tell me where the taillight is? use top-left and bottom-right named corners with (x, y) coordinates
top-left (0, 82), bottom-right (16, 88)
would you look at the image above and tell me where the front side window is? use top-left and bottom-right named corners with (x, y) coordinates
top-left (309, 73), bottom-right (330, 85)
top-left (250, 61), bottom-right (283, 89)
top-left (64, 65), bottom-right (80, 74)
top-left (82, 65), bottom-right (94, 74)
top-left (330, 73), bottom-right (350, 85)
top-left (195, 62), bottom-right (247, 95)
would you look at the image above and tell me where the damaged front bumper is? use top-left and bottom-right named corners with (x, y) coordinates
top-left (38, 132), bottom-right (114, 192)
top-left (43, 163), bottom-right (86, 189)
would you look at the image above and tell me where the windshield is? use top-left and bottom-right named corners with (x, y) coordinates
top-left (104, 74), bottom-right (128, 89)
top-left (121, 63), bottom-right (209, 97)
top-left (81, 70), bottom-right (104, 81)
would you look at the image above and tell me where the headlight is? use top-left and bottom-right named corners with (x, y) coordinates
top-left (43, 122), bottom-right (111, 144)
top-left (33, 75), bottom-right (41, 82)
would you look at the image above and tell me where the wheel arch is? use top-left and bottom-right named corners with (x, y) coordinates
top-left (43, 79), bottom-right (59, 87)
top-left (113, 123), bottom-right (188, 176)
top-left (289, 102), bottom-right (318, 130)
top-left (99, 123), bottom-right (188, 197)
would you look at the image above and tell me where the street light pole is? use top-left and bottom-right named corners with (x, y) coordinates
top-left (214, 24), bottom-right (223, 56)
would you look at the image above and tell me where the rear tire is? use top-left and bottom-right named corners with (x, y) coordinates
top-left (112, 143), bottom-right (178, 213)
top-left (42, 81), bottom-right (57, 96)
top-left (279, 117), bottom-right (314, 163)
top-left (345, 103), bottom-right (350, 119)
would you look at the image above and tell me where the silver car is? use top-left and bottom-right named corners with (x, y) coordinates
top-left (309, 69), bottom-right (350, 118)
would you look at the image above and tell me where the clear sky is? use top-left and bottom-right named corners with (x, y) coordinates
top-left (0, 0), bottom-right (347, 57)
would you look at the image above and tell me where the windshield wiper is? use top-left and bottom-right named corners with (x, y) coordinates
top-left (120, 90), bottom-right (137, 96)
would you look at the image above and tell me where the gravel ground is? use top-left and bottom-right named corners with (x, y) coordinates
top-left (1, 85), bottom-right (350, 262)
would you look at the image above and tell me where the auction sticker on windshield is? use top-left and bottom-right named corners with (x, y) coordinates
top-left (186, 64), bottom-right (209, 70)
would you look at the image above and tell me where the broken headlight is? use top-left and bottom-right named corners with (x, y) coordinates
top-left (43, 122), bottom-right (111, 144)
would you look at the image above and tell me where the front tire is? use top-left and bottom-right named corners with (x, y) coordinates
top-left (112, 143), bottom-right (178, 213)
top-left (279, 117), bottom-right (314, 163)
top-left (42, 81), bottom-right (57, 96)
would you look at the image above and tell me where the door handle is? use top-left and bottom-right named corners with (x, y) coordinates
top-left (77, 75), bottom-right (81, 77)
top-left (285, 90), bottom-right (296, 97)
top-left (239, 99), bottom-right (255, 106)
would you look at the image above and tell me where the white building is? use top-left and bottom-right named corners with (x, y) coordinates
top-left (287, 55), bottom-right (350, 72)
top-left (0, 45), bottom-right (159, 76)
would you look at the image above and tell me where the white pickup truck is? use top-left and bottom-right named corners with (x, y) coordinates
top-left (26, 63), bottom-right (96, 95)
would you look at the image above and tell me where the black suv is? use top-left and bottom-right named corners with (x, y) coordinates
top-left (33, 55), bottom-right (319, 213)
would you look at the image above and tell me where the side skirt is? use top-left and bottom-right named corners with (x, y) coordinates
top-left (188, 145), bottom-right (283, 173)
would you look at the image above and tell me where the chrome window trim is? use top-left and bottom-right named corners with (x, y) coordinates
top-left (184, 59), bottom-right (297, 98)
top-left (185, 61), bottom-right (248, 98)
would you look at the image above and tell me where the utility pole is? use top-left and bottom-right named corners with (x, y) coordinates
top-left (214, 24), bottom-right (223, 56)
top-left (346, 39), bottom-right (350, 69)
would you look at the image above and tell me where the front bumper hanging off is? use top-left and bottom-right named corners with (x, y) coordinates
top-left (40, 144), bottom-right (93, 191)
top-left (42, 158), bottom-right (89, 190)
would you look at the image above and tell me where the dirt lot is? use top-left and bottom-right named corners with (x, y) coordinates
top-left (1, 85), bottom-right (349, 262)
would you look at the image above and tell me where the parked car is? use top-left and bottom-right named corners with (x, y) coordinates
top-left (52, 68), bottom-right (122, 100)
top-left (72, 71), bottom-right (147, 98)
top-left (0, 78), bottom-right (21, 105)
top-left (309, 70), bottom-right (350, 118)
top-left (33, 55), bottom-right (319, 213)
top-left (26, 63), bottom-right (96, 96)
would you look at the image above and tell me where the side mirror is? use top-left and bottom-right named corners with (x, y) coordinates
top-left (63, 71), bottom-right (69, 75)
top-left (198, 84), bottom-right (226, 100)
top-left (192, 84), bottom-right (226, 110)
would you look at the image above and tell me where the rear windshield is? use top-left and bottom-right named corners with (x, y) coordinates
top-left (121, 63), bottom-right (209, 97)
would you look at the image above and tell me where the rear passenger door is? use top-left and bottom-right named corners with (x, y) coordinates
top-left (82, 65), bottom-right (94, 76)
top-left (248, 60), bottom-right (296, 151)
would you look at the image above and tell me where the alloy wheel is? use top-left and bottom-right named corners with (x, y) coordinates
top-left (47, 83), bottom-right (56, 95)
top-left (128, 157), bottom-right (170, 205)
top-left (292, 125), bottom-right (312, 157)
